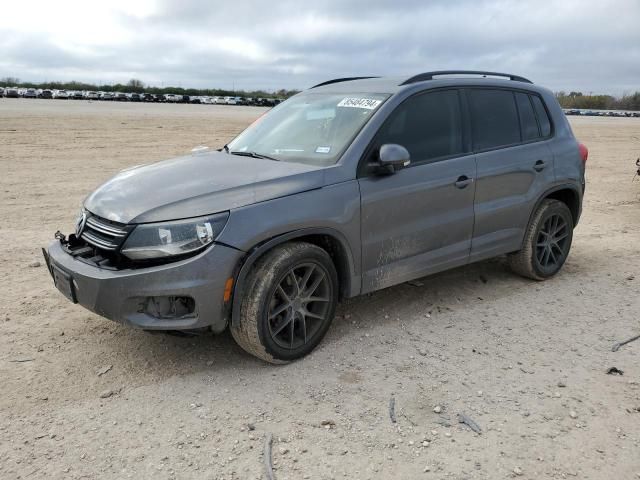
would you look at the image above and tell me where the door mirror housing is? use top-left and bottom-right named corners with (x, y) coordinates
top-left (372, 144), bottom-right (411, 174)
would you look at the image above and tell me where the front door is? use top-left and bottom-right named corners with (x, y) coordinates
top-left (358, 89), bottom-right (476, 293)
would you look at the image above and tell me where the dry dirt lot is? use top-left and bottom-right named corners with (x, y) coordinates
top-left (1, 99), bottom-right (639, 480)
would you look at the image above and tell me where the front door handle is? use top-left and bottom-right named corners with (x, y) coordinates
top-left (533, 160), bottom-right (546, 172)
top-left (454, 175), bottom-right (473, 189)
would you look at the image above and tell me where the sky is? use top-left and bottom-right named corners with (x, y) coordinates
top-left (1, 0), bottom-right (639, 94)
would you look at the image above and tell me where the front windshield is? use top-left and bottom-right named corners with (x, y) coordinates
top-left (227, 92), bottom-right (389, 165)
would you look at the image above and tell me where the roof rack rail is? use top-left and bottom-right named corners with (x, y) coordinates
top-left (401, 70), bottom-right (532, 85)
top-left (311, 76), bottom-right (380, 89)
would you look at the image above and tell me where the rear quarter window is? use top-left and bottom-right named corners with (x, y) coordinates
top-left (531, 95), bottom-right (552, 137)
top-left (515, 92), bottom-right (540, 141)
top-left (468, 89), bottom-right (520, 151)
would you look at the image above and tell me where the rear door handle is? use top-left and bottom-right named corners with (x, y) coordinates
top-left (533, 160), bottom-right (546, 172)
top-left (454, 175), bottom-right (473, 189)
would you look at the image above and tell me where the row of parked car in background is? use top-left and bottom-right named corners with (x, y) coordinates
top-left (5, 86), bottom-right (637, 116)
top-left (563, 108), bottom-right (640, 117)
top-left (0, 86), bottom-right (283, 106)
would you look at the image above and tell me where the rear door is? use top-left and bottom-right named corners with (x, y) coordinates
top-left (467, 88), bottom-right (555, 261)
top-left (358, 89), bottom-right (476, 292)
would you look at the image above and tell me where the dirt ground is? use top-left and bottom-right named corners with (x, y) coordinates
top-left (1, 99), bottom-right (639, 480)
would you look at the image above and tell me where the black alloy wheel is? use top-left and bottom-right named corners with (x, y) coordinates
top-left (267, 262), bottom-right (332, 350)
top-left (535, 213), bottom-right (570, 269)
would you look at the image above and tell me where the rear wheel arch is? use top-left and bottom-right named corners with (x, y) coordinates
top-left (544, 187), bottom-right (581, 226)
top-left (229, 228), bottom-right (357, 329)
top-left (525, 185), bottom-right (581, 239)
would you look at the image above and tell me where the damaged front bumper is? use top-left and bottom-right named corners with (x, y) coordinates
top-left (43, 237), bottom-right (244, 333)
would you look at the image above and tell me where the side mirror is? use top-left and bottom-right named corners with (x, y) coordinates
top-left (373, 144), bottom-right (411, 174)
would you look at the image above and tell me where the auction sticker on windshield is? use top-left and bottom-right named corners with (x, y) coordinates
top-left (337, 98), bottom-right (382, 110)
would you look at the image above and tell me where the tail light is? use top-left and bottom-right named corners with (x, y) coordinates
top-left (578, 143), bottom-right (588, 164)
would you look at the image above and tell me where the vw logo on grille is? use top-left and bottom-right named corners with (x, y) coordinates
top-left (75, 211), bottom-right (87, 237)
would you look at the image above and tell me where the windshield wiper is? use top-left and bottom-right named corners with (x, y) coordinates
top-left (229, 150), bottom-right (279, 161)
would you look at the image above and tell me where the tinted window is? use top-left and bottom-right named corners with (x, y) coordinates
top-left (531, 95), bottom-right (552, 137)
top-left (515, 92), bottom-right (540, 141)
top-left (469, 89), bottom-right (520, 150)
top-left (376, 90), bottom-right (463, 163)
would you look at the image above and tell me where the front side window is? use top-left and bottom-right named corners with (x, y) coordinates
top-left (374, 89), bottom-right (464, 164)
top-left (227, 92), bottom-right (389, 166)
top-left (469, 89), bottom-right (520, 151)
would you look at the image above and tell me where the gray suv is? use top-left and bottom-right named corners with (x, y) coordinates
top-left (43, 71), bottom-right (588, 363)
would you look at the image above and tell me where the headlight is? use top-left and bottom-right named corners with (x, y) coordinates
top-left (121, 212), bottom-right (228, 260)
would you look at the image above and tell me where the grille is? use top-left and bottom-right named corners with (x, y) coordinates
top-left (81, 214), bottom-right (131, 251)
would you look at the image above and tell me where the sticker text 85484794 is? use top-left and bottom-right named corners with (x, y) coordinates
top-left (337, 98), bottom-right (382, 110)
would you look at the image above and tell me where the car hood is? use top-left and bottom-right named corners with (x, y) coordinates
top-left (84, 151), bottom-right (327, 224)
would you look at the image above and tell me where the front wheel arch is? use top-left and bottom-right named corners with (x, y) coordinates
top-left (229, 228), bottom-right (357, 329)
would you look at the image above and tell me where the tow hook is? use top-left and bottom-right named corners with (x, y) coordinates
top-left (54, 230), bottom-right (67, 244)
top-left (55, 230), bottom-right (84, 248)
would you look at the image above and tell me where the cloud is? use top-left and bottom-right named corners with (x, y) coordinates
top-left (1, 0), bottom-right (639, 93)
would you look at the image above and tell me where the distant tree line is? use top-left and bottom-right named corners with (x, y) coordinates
top-left (0, 77), bottom-right (299, 99)
top-left (555, 91), bottom-right (640, 111)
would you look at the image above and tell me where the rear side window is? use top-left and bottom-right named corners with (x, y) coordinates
top-left (531, 95), bottom-right (552, 137)
top-left (376, 90), bottom-right (463, 163)
top-left (468, 89), bottom-right (520, 150)
top-left (515, 92), bottom-right (540, 141)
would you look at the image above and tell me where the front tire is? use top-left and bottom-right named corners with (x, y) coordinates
top-left (508, 199), bottom-right (574, 280)
top-left (230, 242), bottom-right (339, 363)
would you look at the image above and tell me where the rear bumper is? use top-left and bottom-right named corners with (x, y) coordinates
top-left (45, 240), bottom-right (244, 332)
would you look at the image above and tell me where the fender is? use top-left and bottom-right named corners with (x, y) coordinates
top-left (229, 227), bottom-right (360, 328)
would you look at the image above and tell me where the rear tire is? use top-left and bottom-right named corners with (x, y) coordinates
top-left (230, 242), bottom-right (339, 364)
top-left (508, 199), bottom-right (574, 280)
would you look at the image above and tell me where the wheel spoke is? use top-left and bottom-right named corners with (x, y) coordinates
top-left (269, 301), bottom-right (290, 320)
top-left (303, 309), bottom-right (325, 320)
top-left (300, 265), bottom-right (315, 292)
top-left (554, 222), bottom-right (567, 237)
top-left (272, 310), bottom-right (292, 336)
top-left (554, 231), bottom-right (568, 242)
top-left (550, 215), bottom-right (559, 236)
top-left (288, 272), bottom-right (300, 295)
top-left (307, 295), bottom-right (330, 303)
top-left (276, 285), bottom-right (291, 303)
top-left (548, 246), bottom-right (557, 265)
top-left (304, 271), bottom-right (325, 297)
top-left (551, 242), bottom-right (564, 258)
top-left (289, 316), bottom-right (296, 348)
